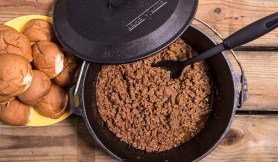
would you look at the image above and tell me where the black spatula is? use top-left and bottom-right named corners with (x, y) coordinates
top-left (153, 12), bottom-right (278, 79)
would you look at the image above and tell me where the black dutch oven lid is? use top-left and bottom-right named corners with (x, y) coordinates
top-left (53, 0), bottom-right (198, 64)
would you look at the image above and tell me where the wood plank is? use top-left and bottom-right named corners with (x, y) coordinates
top-left (0, 0), bottom-right (277, 47)
top-left (227, 51), bottom-right (278, 111)
top-left (0, 115), bottom-right (277, 162)
top-left (0, 0), bottom-right (53, 23)
top-left (203, 115), bottom-right (278, 161)
top-left (195, 0), bottom-right (278, 47)
top-left (76, 118), bottom-right (97, 162)
top-left (0, 117), bottom-right (78, 162)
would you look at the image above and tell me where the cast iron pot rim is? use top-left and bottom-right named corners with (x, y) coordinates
top-left (71, 25), bottom-right (239, 162)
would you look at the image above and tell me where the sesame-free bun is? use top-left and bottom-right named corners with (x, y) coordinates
top-left (0, 99), bottom-right (30, 126)
top-left (32, 41), bottom-right (64, 79)
top-left (23, 19), bottom-right (53, 44)
top-left (0, 54), bottom-right (33, 96)
top-left (0, 30), bottom-right (32, 62)
top-left (53, 54), bottom-right (78, 86)
top-left (35, 84), bottom-right (68, 119)
top-left (0, 95), bottom-right (15, 105)
top-left (18, 70), bottom-right (51, 107)
top-left (0, 24), bottom-right (16, 31)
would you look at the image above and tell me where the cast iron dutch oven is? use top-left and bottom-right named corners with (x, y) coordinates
top-left (68, 25), bottom-right (248, 161)
top-left (52, 0), bottom-right (251, 161)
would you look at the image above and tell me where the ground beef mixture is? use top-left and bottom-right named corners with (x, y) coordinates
top-left (96, 39), bottom-right (212, 153)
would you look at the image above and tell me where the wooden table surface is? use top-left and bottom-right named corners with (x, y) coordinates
top-left (0, 0), bottom-right (277, 161)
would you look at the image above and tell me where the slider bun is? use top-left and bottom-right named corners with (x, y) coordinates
top-left (32, 41), bottom-right (64, 79)
top-left (23, 19), bottom-right (53, 44)
top-left (0, 24), bottom-right (16, 31)
top-left (0, 30), bottom-right (32, 62)
top-left (18, 70), bottom-right (51, 106)
top-left (0, 95), bottom-right (15, 105)
top-left (35, 84), bottom-right (68, 119)
top-left (0, 54), bottom-right (33, 96)
top-left (53, 54), bottom-right (79, 86)
top-left (0, 99), bottom-right (30, 126)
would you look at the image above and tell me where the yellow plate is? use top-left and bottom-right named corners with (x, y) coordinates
top-left (2, 15), bottom-right (72, 127)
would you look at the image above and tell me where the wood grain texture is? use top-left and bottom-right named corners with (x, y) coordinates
top-left (1, 115), bottom-right (276, 162)
top-left (203, 115), bottom-right (278, 162)
top-left (0, 117), bottom-right (78, 162)
top-left (0, 0), bottom-right (277, 162)
top-left (227, 51), bottom-right (278, 111)
top-left (0, 0), bottom-right (53, 23)
top-left (0, 0), bottom-right (277, 46)
top-left (196, 0), bottom-right (278, 47)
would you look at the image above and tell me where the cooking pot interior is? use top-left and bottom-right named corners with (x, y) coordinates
top-left (82, 26), bottom-right (237, 162)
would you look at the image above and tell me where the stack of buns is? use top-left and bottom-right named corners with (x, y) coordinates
top-left (0, 19), bottom-right (79, 126)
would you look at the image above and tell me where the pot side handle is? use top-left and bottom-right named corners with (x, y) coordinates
top-left (235, 73), bottom-right (248, 109)
top-left (69, 86), bottom-right (85, 117)
top-left (194, 18), bottom-right (249, 109)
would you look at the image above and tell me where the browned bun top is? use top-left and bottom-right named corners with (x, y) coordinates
top-left (53, 53), bottom-right (79, 86)
top-left (0, 95), bottom-right (15, 105)
top-left (0, 54), bottom-right (33, 96)
top-left (0, 30), bottom-right (32, 62)
top-left (35, 84), bottom-right (68, 119)
top-left (23, 19), bottom-right (53, 44)
top-left (0, 99), bottom-right (30, 126)
top-left (0, 25), bottom-right (16, 32)
top-left (18, 70), bottom-right (51, 107)
top-left (32, 41), bottom-right (64, 79)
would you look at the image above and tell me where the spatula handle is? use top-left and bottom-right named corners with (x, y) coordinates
top-left (223, 12), bottom-right (278, 49)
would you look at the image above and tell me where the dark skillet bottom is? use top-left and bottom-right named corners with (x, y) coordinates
top-left (80, 26), bottom-right (238, 162)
